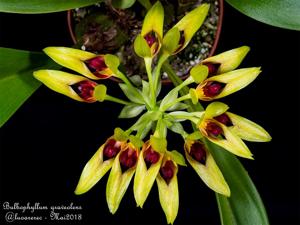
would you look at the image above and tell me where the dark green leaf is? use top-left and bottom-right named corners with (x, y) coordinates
top-left (207, 142), bottom-right (269, 225)
top-left (225, 0), bottom-right (300, 30)
top-left (112, 0), bottom-right (136, 9)
top-left (0, 48), bottom-right (57, 128)
top-left (0, 0), bottom-right (103, 14)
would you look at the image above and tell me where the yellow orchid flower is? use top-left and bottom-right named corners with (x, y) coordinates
top-left (156, 157), bottom-right (179, 225)
top-left (134, 141), bottom-right (164, 208)
top-left (33, 70), bottom-right (98, 103)
top-left (106, 142), bottom-right (139, 214)
top-left (140, 1), bottom-right (164, 57)
top-left (164, 3), bottom-right (210, 54)
top-left (196, 67), bottom-right (261, 101)
top-left (184, 139), bottom-right (230, 196)
top-left (198, 102), bottom-right (271, 158)
top-left (201, 46), bottom-right (250, 75)
top-left (43, 47), bottom-right (113, 79)
top-left (74, 137), bottom-right (123, 195)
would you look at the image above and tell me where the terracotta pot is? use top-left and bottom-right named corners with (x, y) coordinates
top-left (67, 0), bottom-right (224, 84)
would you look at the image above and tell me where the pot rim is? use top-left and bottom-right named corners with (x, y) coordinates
top-left (67, 0), bottom-right (224, 84)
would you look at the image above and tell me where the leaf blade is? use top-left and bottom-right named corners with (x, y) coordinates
top-left (0, 47), bottom-right (56, 127)
top-left (207, 141), bottom-right (269, 225)
top-left (0, 0), bottom-right (104, 14)
top-left (225, 0), bottom-right (300, 30)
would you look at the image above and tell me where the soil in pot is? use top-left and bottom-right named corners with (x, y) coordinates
top-left (69, 0), bottom-right (222, 81)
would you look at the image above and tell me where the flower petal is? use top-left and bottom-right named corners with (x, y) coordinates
top-left (33, 70), bottom-right (91, 102)
top-left (141, 1), bottom-right (164, 39)
top-left (205, 102), bottom-right (229, 119)
top-left (202, 46), bottom-right (250, 73)
top-left (74, 142), bottom-right (114, 195)
top-left (200, 120), bottom-right (253, 159)
top-left (184, 140), bottom-right (230, 196)
top-left (106, 144), bottom-right (138, 214)
top-left (134, 143), bottom-right (163, 208)
top-left (227, 112), bottom-right (272, 142)
top-left (197, 67), bottom-right (261, 100)
top-left (43, 47), bottom-right (101, 80)
top-left (156, 167), bottom-right (179, 224)
top-left (173, 3), bottom-right (210, 53)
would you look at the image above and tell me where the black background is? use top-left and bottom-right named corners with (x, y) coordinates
top-left (0, 2), bottom-right (299, 225)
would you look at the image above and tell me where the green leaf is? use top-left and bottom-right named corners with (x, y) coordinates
top-left (0, 0), bottom-right (104, 14)
top-left (225, 0), bottom-right (300, 30)
top-left (0, 48), bottom-right (57, 128)
top-left (119, 83), bottom-right (144, 104)
top-left (167, 121), bottom-right (187, 137)
top-left (207, 142), bottom-right (269, 225)
top-left (159, 89), bottom-right (178, 111)
top-left (118, 104), bottom-right (145, 118)
top-left (112, 0), bottom-right (136, 9)
top-left (131, 111), bottom-right (161, 131)
top-left (167, 102), bottom-right (189, 111)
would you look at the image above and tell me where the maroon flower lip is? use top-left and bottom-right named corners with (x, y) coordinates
top-left (203, 81), bottom-right (225, 98)
top-left (206, 122), bottom-right (224, 139)
top-left (160, 160), bottom-right (176, 184)
top-left (103, 139), bottom-right (122, 161)
top-left (71, 80), bottom-right (97, 102)
top-left (189, 141), bottom-right (207, 165)
top-left (143, 31), bottom-right (159, 54)
top-left (119, 147), bottom-right (138, 172)
top-left (85, 56), bottom-right (109, 78)
top-left (203, 62), bottom-right (221, 76)
top-left (214, 113), bottom-right (233, 126)
top-left (144, 146), bottom-right (160, 169)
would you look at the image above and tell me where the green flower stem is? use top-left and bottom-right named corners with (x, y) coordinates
top-left (153, 53), bottom-right (170, 94)
top-left (137, 0), bottom-right (152, 10)
top-left (161, 93), bottom-right (191, 112)
top-left (145, 57), bottom-right (156, 108)
top-left (154, 118), bottom-right (167, 138)
top-left (104, 95), bottom-right (132, 105)
top-left (163, 63), bottom-right (204, 112)
top-left (116, 71), bottom-right (138, 91)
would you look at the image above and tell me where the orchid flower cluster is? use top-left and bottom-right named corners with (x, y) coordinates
top-left (33, 2), bottom-right (271, 224)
